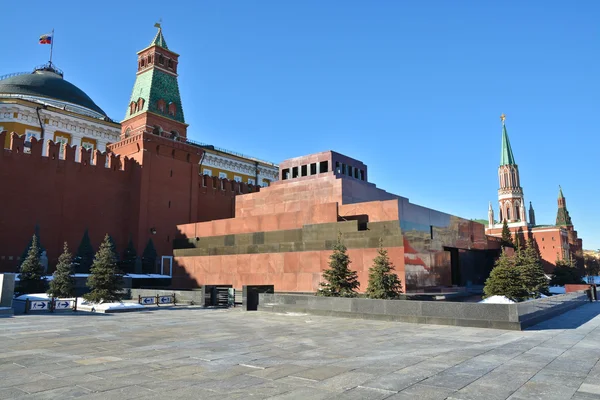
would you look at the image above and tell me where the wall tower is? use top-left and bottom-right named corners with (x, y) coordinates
top-left (497, 114), bottom-right (526, 226)
top-left (120, 23), bottom-right (188, 141)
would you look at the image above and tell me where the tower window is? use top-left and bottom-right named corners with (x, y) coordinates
top-left (159, 54), bottom-right (164, 65)
top-left (310, 163), bottom-right (317, 175)
top-left (292, 166), bottom-right (299, 178)
top-left (506, 207), bottom-right (511, 221)
top-left (157, 99), bottom-right (166, 112)
top-left (319, 161), bottom-right (328, 173)
top-left (301, 165), bottom-right (308, 177)
top-left (168, 103), bottom-right (176, 117)
top-left (168, 59), bottom-right (173, 69)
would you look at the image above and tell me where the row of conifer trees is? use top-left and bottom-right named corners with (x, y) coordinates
top-left (19, 234), bottom-right (125, 302)
top-left (19, 228), bottom-right (158, 275)
top-left (483, 220), bottom-right (584, 302)
top-left (317, 234), bottom-right (403, 299)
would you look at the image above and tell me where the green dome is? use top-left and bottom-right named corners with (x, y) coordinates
top-left (0, 66), bottom-right (108, 120)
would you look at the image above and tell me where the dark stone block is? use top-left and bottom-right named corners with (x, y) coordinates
top-left (252, 232), bottom-right (265, 245)
top-left (351, 298), bottom-right (386, 314)
top-left (384, 300), bottom-right (422, 317)
top-left (224, 235), bottom-right (235, 246)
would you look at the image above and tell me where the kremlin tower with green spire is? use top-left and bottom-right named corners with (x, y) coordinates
top-left (486, 115), bottom-right (583, 272)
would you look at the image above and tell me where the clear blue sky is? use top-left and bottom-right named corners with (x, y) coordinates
top-left (3, 1), bottom-right (598, 248)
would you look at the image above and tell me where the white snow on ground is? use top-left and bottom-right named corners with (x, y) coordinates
top-left (76, 298), bottom-right (144, 312)
top-left (479, 295), bottom-right (515, 304)
top-left (14, 274), bottom-right (53, 282)
top-left (16, 273), bottom-right (171, 280)
top-left (15, 293), bottom-right (51, 301)
top-left (549, 286), bottom-right (566, 294)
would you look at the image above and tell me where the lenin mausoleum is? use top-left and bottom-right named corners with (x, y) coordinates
top-left (0, 25), bottom-right (582, 293)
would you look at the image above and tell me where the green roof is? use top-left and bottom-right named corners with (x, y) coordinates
top-left (558, 185), bottom-right (564, 199)
top-left (151, 28), bottom-right (168, 50)
top-left (500, 123), bottom-right (516, 166)
top-left (124, 68), bottom-right (185, 123)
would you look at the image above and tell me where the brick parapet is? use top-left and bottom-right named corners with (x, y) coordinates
top-left (0, 131), bottom-right (138, 172)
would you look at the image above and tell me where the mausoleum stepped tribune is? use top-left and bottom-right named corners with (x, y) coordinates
top-left (173, 151), bottom-right (499, 293)
top-left (0, 25), bottom-right (277, 272)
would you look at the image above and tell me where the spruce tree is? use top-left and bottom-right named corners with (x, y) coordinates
top-left (84, 234), bottom-right (123, 303)
top-left (120, 237), bottom-right (137, 274)
top-left (73, 229), bottom-right (95, 274)
top-left (520, 238), bottom-right (549, 298)
top-left (550, 256), bottom-right (583, 286)
top-left (366, 239), bottom-right (403, 299)
top-left (47, 242), bottom-right (75, 298)
top-left (484, 248), bottom-right (528, 302)
top-left (317, 233), bottom-right (359, 297)
top-left (501, 220), bottom-right (513, 248)
top-left (107, 235), bottom-right (119, 263)
top-left (141, 239), bottom-right (157, 274)
top-left (19, 225), bottom-right (45, 270)
top-left (18, 235), bottom-right (46, 294)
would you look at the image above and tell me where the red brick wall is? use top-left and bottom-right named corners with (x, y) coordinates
top-left (0, 131), bottom-right (254, 273)
top-left (0, 132), bottom-right (137, 271)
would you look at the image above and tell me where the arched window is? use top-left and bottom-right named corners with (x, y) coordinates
top-left (157, 99), bottom-right (166, 113)
top-left (170, 130), bottom-right (179, 140)
top-left (152, 125), bottom-right (162, 136)
top-left (124, 128), bottom-right (131, 138)
top-left (168, 102), bottom-right (176, 117)
top-left (499, 209), bottom-right (503, 221)
top-left (516, 205), bottom-right (520, 221)
top-left (159, 54), bottom-right (164, 65)
top-left (506, 207), bottom-right (511, 221)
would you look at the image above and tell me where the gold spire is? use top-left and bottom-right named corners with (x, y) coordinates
top-left (500, 113), bottom-right (506, 125)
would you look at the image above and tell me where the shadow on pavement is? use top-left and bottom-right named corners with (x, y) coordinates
top-left (527, 302), bottom-right (600, 330)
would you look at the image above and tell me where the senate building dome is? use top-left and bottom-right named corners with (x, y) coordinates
top-left (0, 62), bottom-right (120, 153)
top-left (0, 63), bottom-right (108, 120)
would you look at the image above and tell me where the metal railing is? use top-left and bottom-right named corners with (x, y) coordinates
top-left (0, 71), bottom-right (29, 81)
top-left (185, 138), bottom-right (278, 167)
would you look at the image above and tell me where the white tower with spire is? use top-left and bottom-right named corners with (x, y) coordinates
top-left (488, 202), bottom-right (494, 228)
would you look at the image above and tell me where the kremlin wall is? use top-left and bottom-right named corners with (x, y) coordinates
top-left (0, 130), bottom-right (257, 272)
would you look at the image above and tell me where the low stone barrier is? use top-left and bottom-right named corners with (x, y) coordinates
top-left (258, 291), bottom-right (590, 330)
top-left (130, 289), bottom-right (203, 305)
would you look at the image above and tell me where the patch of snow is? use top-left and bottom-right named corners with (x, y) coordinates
top-left (72, 274), bottom-right (90, 278)
top-left (479, 295), bottom-right (515, 304)
top-left (13, 274), bottom-right (53, 282)
top-left (549, 286), bottom-right (566, 294)
top-left (125, 274), bottom-right (171, 279)
top-left (15, 293), bottom-right (51, 301)
top-left (76, 298), bottom-right (144, 312)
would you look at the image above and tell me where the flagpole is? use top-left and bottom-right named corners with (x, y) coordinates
top-left (49, 28), bottom-right (54, 65)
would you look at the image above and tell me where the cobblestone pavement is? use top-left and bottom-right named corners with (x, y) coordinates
top-left (1, 303), bottom-right (600, 400)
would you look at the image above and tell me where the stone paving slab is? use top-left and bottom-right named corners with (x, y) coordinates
top-left (0, 302), bottom-right (599, 399)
